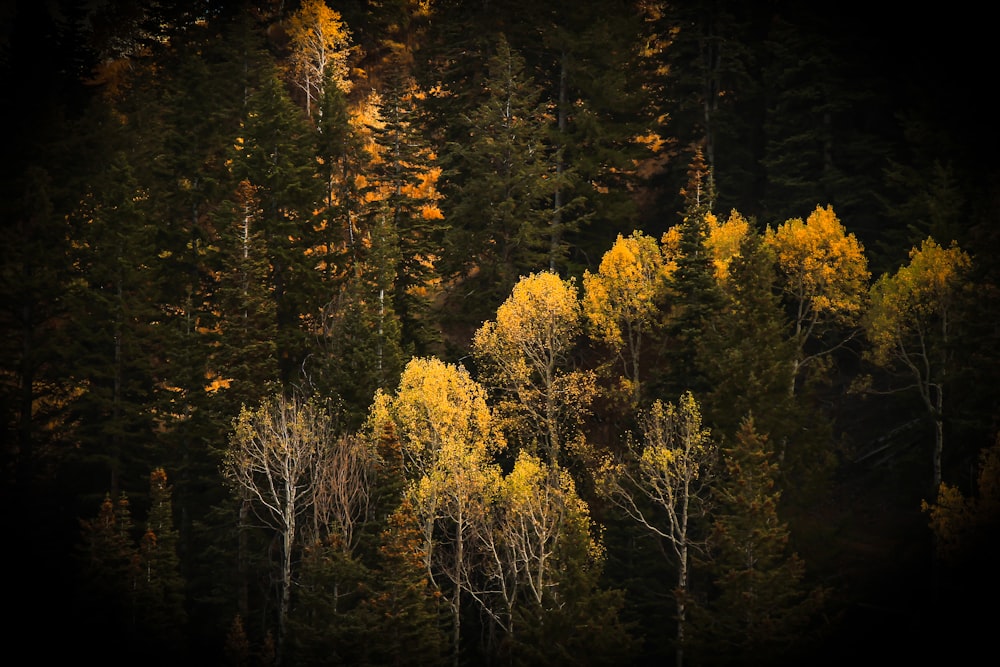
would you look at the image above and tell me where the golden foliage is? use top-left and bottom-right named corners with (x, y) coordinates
top-left (765, 204), bottom-right (870, 326)
top-left (582, 230), bottom-right (670, 350)
top-left (286, 0), bottom-right (353, 104)
top-left (866, 237), bottom-right (971, 365)
top-left (706, 209), bottom-right (751, 281)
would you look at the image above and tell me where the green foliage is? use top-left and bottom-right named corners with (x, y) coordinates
top-left (688, 416), bottom-right (828, 665)
top-left (136, 468), bottom-right (189, 653)
top-left (439, 34), bottom-right (556, 320)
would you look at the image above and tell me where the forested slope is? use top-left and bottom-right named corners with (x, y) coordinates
top-left (2, 1), bottom-right (998, 665)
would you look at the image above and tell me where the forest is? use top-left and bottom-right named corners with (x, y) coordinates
top-left (2, 1), bottom-right (999, 665)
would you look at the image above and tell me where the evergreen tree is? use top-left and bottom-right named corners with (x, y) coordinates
top-left (136, 468), bottom-right (189, 654)
top-left (364, 498), bottom-right (449, 667)
top-left (65, 144), bottom-right (162, 497)
top-left (656, 148), bottom-right (725, 400)
top-left (439, 34), bottom-right (556, 323)
top-left (689, 416), bottom-right (827, 665)
top-left (234, 63), bottom-right (325, 388)
top-left (364, 56), bottom-right (446, 357)
top-left (76, 492), bottom-right (141, 640)
top-left (759, 10), bottom-right (889, 232)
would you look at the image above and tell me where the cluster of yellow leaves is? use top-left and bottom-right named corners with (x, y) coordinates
top-left (706, 209), bottom-right (751, 281)
top-left (765, 204), bottom-right (870, 325)
top-left (286, 0), bottom-right (353, 97)
top-left (369, 357), bottom-right (502, 476)
top-left (582, 230), bottom-right (670, 349)
top-left (638, 392), bottom-right (713, 486)
top-left (474, 271), bottom-right (582, 383)
top-left (922, 435), bottom-right (1000, 560)
top-left (865, 237), bottom-right (971, 365)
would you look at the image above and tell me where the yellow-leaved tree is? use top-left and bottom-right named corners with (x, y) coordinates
top-left (765, 204), bottom-right (870, 394)
top-left (366, 356), bottom-right (504, 667)
top-left (583, 230), bottom-right (672, 405)
top-left (286, 0), bottom-right (353, 118)
top-left (597, 391), bottom-right (717, 667)
top-left (863, 237), bottom-right (972, 488)
top-left (473, 270), bottom-right (597, 468)
top-left (921, 434), bottom-right (1000, 561)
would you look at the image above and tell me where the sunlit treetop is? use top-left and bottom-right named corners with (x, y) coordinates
top-left (865, 237), bottom-right (971, 365)
top-left (765, 204), bottom-right (870, 325)
top-left (706, 209), bottom-right (752, 282)
top-left (583, 230), bottom-right (671, 349)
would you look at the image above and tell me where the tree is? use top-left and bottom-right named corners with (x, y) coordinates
top-left (501, 452), bottom-right (635, 667)
top-left (439, 34), bottom-right (557, 320)
top-left (286, 0), bottom-right (353, 118)
top-left (472, 270), bottom-right (597, 469)
top-left (136, 468), bottom-right (188, 653)
top-left (863, 237), bottom-right (972, 488)
top-left (365, 497), bottom-right (448, 667)
top-left (689, 416), bottom-right (826, 665)
top-left (234, 65), bottom-right (326, 387)
top-left (697, 216), bottom-right (829, 498)
top-left (76, 491), bottom-right (141, 643)
top-left (765, 204), bottom-right (870, 396)
top-left (362, 63), bottom-right (446, 356)
top-left (597, 391), bottom-right (716, 667)
top-left (223, 392), bottom-right (337, 665)
top-left (922, 433), bottom-right (1000, 564)
top-left (366, 356), bottom-right (504, 667)
top-left (583, 230), bottom-right (672, 406)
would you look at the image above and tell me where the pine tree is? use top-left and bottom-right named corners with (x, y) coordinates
top-left (439, 34), bottom-right (556, 323)
top-left (364, 498), bottom-right (448, 667)
top-left (657, 148), bottom-right (725, 400)
top-left (364, 56), bottom-right (446, 357)
top-left (76, 492), bottom-right (141, 638)
top-left (689, 416), bottom-right (827, 665)
top-left (136, 468), bottom-right (189, 654)
top-left (234, 63), bottom-right (325, 388)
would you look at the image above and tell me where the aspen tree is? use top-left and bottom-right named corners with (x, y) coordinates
top-left (285, 0), bottom-right (352, 118)
top-left (765, 204), bottom-right (870, 395)
top-left (597, 391), bottom-right (716, 667)
top-left (473, 270), bottom-right (597, 467)
top-left (864, 237), bottom-right (971, 488)
top-left (224, 393), bottom-right (336, 665)
top-left (583, 230), bottom-right (671, 406)
top-left (367, 356), bottom-right (503, 667)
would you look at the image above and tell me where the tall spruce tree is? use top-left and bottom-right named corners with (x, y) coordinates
top-left (439, 34), bottom-right (556, 323)
top-left (688, 416), bottom-right (827, 665)
top-left (136, 468), bottom-right (188, 655)
top-left (234, 63), bottom-right (325, 388)
top-left (656, 149), bottom-right (725, 400)
top-left (364, 56), bottom-right (446, 357)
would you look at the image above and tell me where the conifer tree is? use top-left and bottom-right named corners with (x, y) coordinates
top-left (689, 416), bottom-right (826, 665)
top-left (364, 57), bottom-right (446, 356)
top-left (77, 492), bottom-right (140, 637)
top-left (657, 148), bottom-right (725, 400)
top-left (136, 468), bottom-right (188, 654)
top-left (234, 64), bottom-right (325, 387)
top-left (65, 146), bottom-right (162, 496)
top-left (365, 498), bottom-right (449, 667)
top-left (439, 34), bottom-right (556, 321)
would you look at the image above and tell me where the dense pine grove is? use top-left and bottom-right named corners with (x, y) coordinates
top-left (3, 1), bottom-right (999, 665)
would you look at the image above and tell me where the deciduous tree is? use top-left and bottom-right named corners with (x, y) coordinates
top-left (765, 204), bottom-right (870, 395)
top-left (597, 391), bottom-right (716, 667)
top-left (286, 0), bottom-right (353, 118)
top-left (473, 270), bottom-right (596, 468)
top-left (863, 237), bottom-right (972, 488)
top-left (583, 230), bottom-right (671, 406)
top-left (223, 393), bottom-right (337, 664)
